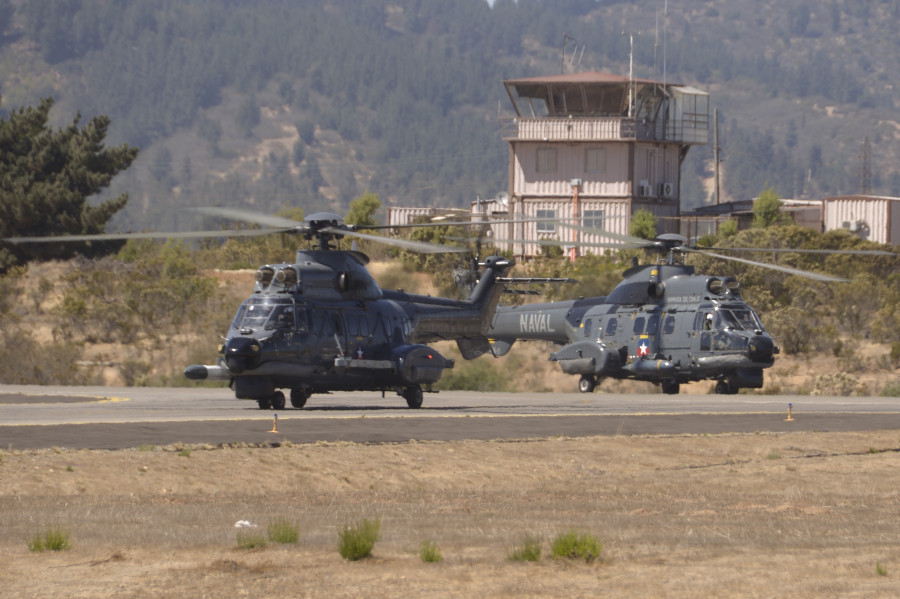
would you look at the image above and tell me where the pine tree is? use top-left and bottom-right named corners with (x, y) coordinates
top-left (0, 97), bottom-right (138, 270)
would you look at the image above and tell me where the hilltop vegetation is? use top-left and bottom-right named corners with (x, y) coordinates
top-left (0, 0), bottom-right (899, 230)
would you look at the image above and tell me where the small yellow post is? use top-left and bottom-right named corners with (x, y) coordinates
top-left (785, 403), bottom-right (794, 422)
top-left (269, 413), bottom-right (279, 433)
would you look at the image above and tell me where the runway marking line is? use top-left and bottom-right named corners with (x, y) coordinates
top-left (5, 411), bottom-right (899, 428)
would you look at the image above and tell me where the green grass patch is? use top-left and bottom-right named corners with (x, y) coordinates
top-left (28, 526), bottom-right (71, 552)
top-left (877, 562), bottom-right (888, 576)
top-left (550, 530), bottom-right (602, 563)
top-left (236, 529), bottom-right (268, 549)
top-left (419, 540), bottom-right (443, 563)
top-left (267, 517), bottom-right (300, 544)
top-left (338, 517), bottom-right (381, 561)
top-left (507, 535), bottom-right (542, 562)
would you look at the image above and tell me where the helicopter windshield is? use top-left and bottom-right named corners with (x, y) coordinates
top-left (716, 308), bottom-right (763, 331)
top-left (231, 299), bottom-right (303, 331)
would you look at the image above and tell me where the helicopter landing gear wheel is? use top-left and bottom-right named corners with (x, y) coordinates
top-left (290, 388), bottom-right (309, 409)
top-left (715, 380), bottom-right (739, 395)
top-left (402, 385), bottom-right (423, 409)
top-left (661, 381), bottom-right (680, 395)
top-left (257, 397), bottom-right (272, 410)
top-left (271, 391), bottom-right (286, 411)
top-left (578, 375), bottom-right (596, 394)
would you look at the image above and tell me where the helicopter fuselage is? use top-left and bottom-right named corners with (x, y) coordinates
top-left (185, 250), bottom-right (513, 408)
top-left (485, 263), bottom-right (778, 394)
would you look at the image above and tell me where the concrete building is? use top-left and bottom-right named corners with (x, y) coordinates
top-left (476, 71), bottom-right (709, 259)
top-left (823, 195), bottom-right (900, 245)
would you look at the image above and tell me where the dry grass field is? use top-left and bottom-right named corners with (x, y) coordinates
top-left (3, 430), bottom-right (900, 597)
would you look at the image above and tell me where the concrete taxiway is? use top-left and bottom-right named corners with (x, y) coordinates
top-left (2, 385), bottom-right (899, 450)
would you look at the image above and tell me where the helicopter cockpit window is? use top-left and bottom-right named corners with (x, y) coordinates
top-left (715, 309), bottom-right (743, 331)
top-left (730, 308), bottom-right (763, 331)
top-left (583, 319), bottom-right (592, 337)
top-left (267, 305), bottom-right (295, 330)
top-left (230, 305), bottom-right (247, 330)
top-left (238, 299), bottom-right (298, 331)
top-left (694, 312), bottom-right (714, 331)
top-left (241, 303), bottom-right (276, 329)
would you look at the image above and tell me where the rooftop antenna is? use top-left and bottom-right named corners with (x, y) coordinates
top-left (857, 136), bottom-right (872, 194)
top-left (663, 0), bottom-right (668, 89)
top-left (561, 33), bottom-right (583, 73)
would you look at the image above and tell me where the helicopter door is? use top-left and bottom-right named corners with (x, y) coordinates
top-left (691, 310), bottom-right (715, 354)
top-left (313, 309), bottom-right (343, 361)
top-left (342, 310), bottom-right (371, 360)
top-left (658, 311), bottom-right (690, 360)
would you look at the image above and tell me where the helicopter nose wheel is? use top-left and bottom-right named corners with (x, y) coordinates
top-left (401, 385), bottom-right (423, 409)
top-left (578, 375), bottom-right (596, 394)
top-left (290, 388), bottom-right (310, 408)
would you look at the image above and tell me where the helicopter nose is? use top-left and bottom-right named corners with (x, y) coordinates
top-left (747, 335), bottom-right (775, 362)
top-left (224, 337), bottom-right (261, 373)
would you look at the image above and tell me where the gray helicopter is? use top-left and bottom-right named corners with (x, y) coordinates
top-left (6, 207), bottom-right (522, 409)
top-left (457, 230), bottom-right (894, 395)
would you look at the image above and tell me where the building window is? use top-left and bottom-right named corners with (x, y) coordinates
top-left (582, 209), bottom-right (604, 230)
top-left (536, 209), bottom-right (557, 233)
top-left (536, 148), bottom-right (557, 173)
top-left (585, 148), bottom-right (606, 173)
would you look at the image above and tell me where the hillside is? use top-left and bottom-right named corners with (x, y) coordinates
top-left (1, 0), bottom-right (899, 231)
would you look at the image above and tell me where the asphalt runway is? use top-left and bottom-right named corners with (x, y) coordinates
top-left (2, 384), bottom-right (900, 450)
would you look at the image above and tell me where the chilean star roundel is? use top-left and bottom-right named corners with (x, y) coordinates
top-left (637, 340), bottom-right (650, 358)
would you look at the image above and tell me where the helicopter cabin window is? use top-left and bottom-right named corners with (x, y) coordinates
top-left (536, 148), bottom-right (557, 173)
top-left (632, 316), bottom-right (645, 335)
top-left (604, 317), bottom-right (617, 336)
top-left (536, 209), bottom-right (557, 233)
top-left (583, 319), bottom-right (592, 337)
top-left (582, 209), bottom-right (604, 231)
top-left (346, 314), bottom-right (359, 337)
top-left (646, 314), bottom-right (659, 335)
top-left (663, 315), bottom-right (676, 334)
top-left (343, 313), bottom-right (369, 338)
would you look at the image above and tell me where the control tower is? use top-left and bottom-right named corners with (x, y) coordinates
top-left (483, 71), bottom-right (709, 258)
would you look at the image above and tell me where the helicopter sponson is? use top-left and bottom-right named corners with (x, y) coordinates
top-left (481, 262), bottom-right (778, 395)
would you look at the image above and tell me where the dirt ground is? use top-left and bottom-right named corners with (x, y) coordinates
top-left (3, 430), bottom-right (900, 597)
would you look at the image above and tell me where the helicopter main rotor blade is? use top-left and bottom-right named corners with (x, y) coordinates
top-left (5, 228), bottom-right (288, 243)
top-left (364, 217), bottom-right (562, 231)
top-left (555, 222), bottom-right (651, 247)
top-left (447, 235), bottom-right (638, 250)
top-left (323, 227), bottom-right (468, 254)
top-left (682, 247), bottom-right (849, 282)
top-left (189, 206), bottom-right (305, 229)
top-left (711, 246), bottom-right (897, 257)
